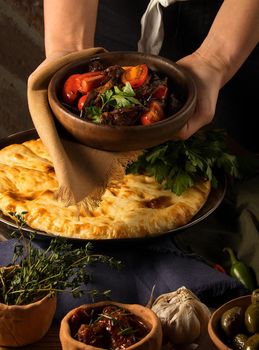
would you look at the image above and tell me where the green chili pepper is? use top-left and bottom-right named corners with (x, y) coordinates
top-left (223, 247), bottom-right (257, 292)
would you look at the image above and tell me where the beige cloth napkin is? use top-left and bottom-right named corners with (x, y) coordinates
top-left (27, 48), bottom-right (140, 207)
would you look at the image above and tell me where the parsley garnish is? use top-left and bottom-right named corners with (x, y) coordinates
top-left (112, 83), bottom-right (141, 108)
top-left (127, 129), bottom-right (241, 195)
top-left (83, 82), bottom-right (142, 123)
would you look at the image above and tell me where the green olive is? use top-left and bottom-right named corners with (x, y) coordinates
top-left (221, 306), bottom-right (244, 338)
top-left (245, 290), bottom-right (259, 334)
top-left (232, 333), bottom-right (248, 350)
top-left (243, 333), bottom-right (259, 350)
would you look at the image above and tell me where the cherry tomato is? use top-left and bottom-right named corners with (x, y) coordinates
top-left (62, 71), bottom-right (104, 105)
top-left (79, 72), bottom-right (105, 94)
top-left (122, 66), bottom-right (133, 70)
top-left (62, 74), bottom-right (81, 105)
top-left (121, 64), bottom-right (148, 88)
top-left (152, 84), bottom-right (168, 101)
top-left (140, 101), bottom-right (165, 125)
top-left (77, 93), bottom-right (89, 111)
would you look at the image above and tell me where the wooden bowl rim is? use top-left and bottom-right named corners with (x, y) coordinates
top-left (59, 300), bottom-right (162, 350)
top-left (48, 51), bottom-right (197, 132)
top-left (208, 294), bottom-right (251, 350)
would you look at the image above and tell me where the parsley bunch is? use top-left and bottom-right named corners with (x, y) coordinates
top-left (127, 129), bottom-right (240, 195)
top-left (82, 82), bottom-right (141, 123)
top-left (0, 213), bottom-right (121, 305)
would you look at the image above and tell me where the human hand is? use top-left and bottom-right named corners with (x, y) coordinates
top-left (175, 52), bottom-right (224, 140)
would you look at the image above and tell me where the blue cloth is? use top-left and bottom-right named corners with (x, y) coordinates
top-left (0, 235), bottom-right (247, 323)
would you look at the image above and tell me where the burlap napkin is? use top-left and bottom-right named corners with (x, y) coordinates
top-left (27, 48), bottom-right (140, 208)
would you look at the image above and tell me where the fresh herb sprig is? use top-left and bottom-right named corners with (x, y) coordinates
top-left (127, 128), bottom-right (240, 195)
top-left (82, 82), bottom-right (142, 123)
top-left (0, 212), bottom-right (121, 305)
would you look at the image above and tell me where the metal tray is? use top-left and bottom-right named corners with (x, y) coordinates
top-left (0, 129), bottom-right (226, 244)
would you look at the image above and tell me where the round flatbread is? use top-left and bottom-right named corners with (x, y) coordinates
top-left (0, 139), bottom-right (211, 239)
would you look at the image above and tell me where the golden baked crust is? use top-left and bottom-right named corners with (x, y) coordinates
top-left (0, 139), bottom-right (211, 239)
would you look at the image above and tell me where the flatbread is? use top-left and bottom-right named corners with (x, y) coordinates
top-left (0, 139), bottom-right (211, 239)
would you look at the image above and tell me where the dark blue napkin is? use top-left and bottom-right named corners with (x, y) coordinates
top-left (0, 235), bottom-right (247, 323)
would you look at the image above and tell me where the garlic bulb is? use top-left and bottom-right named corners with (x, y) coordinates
top-left (151, 286), bottom-right (211, 345)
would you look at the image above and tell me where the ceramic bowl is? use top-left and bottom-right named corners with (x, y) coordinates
top-left (208, 294), bottom-right (251, 350)
top-left (48, 51), bottom-right (197, 151)
top-left (0, 265), bottom-right (57, 347)
top-left (0, 292), bottom-right (57, 347)
top-left (59, 300), bottom-right (163, 350)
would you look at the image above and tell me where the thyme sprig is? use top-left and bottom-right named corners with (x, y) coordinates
top-left (90, 308), bottom-right (139, 337)
top-left (0, 212), bottom-right (121, 305)
top-left (118, 327), bottom-right (138, 336)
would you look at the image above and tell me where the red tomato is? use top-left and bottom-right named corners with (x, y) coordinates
top-left (62, 74), bottom-right (81, 105)
top-left (140, 101), bottom-right (165, 125)
top-left (152, 84), bottom-right (168, 101)
top-left (62, 72), bottom-right (104, 105)
top-left (78, 72), bottom-right (105, 94)
top-left (122, 66), bottom-right (133, 70)
top-left (77, 93), bottom-right (89, 111)
top-left (121, 64), bottom-right (148, 88)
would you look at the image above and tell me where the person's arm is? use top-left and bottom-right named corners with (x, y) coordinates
top-left (176, 0), bottom-right (259, 140)
top-left (198, 0), bottom-right (259, 84)
top-left (44, 0), bottom-right (99, 58)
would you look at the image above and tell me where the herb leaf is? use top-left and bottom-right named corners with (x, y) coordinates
top-left (127, 129), bottom-right (241, 195)
top-left (82, 82), bottom-right (142, 123)
top-left (110, 83), bottom-right (142, 108)
top-left (83, 106), bottom-right (102, 123)
top-left (0, 214), bottom-right (122, 305)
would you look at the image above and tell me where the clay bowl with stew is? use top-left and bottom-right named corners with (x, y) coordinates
top-left (59, 300), bottom-right (162, 350)
top-left (48, 51), bottom-right (197, 151)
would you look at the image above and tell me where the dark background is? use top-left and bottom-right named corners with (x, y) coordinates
top-left (0, 0), bottom-right (147, 139)
top-left (0, 0), bottom-right (44, 138)
top-left (2, 0), bottom-right (258, 152)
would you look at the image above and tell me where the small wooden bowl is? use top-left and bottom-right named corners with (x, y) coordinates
top-left (208, 294), bottom-right (251, 350)
top-left (59, 300), bottom-right (163, 350)
top-left (0, 292), bottom-right (57, 347)
top-left (0, 266), bottom-right (57, 347)
top-left (48, 51), bottom-right (197, 151)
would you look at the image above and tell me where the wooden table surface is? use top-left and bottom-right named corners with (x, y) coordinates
top-left (0, 324), bottom-right (218, 350)
top-left (0, 327), bottom-right (61, 350)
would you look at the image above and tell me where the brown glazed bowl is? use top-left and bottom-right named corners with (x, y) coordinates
top-left (59, 300), bottom-right (163, 350)
top-left (48, 51), bottom-right (197, 151)
top-left (208, 294), bottom-right (251, 350)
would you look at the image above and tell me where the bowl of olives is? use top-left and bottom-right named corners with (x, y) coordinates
top-left (208, 289), bottom-right (259, 350)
